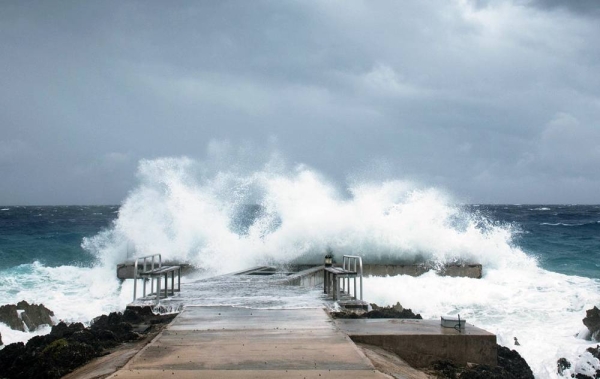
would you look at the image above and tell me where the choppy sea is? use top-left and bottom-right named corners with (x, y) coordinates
top-left (0, 159), bottom-right (599, 378)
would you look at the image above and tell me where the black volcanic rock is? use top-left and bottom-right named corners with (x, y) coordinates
top-left (0, 304), bottom-right (24, 331)
top-left (0, 331), bottom-right (3, 345)
top-left (429, 345), bottom-right (533, 379)
top-left (0, 342), bottom-right (26, 377)
top-left (497, 345), bottom-right (534, 378)
top-left (557, 357), bottom-right (571, 375)
top-left (17, 301), bottom-right (54, 330)
top-left (123, 305), bottom-right (155, 323)
top-left (331, 302), bottom-right (422, 319)
top-left (562, 345), bottom-right (600, 379)
top-left (0, 301), bottom-right (55, 332)
top-left (583, 306), bottom-right (600, 340)
top-left (574, 373), bottom-right (600, 379)
top-left (587, 345), bottom-right (600, 360)
top-left (0, 306), bottom-right (177, 379)
top-left (50, 321), bottom-right (85, 338)
top-left (364, 307), bottom-right (422, 319)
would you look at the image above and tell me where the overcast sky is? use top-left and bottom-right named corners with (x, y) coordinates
top-left (1, 0), bottom-right (599, 205)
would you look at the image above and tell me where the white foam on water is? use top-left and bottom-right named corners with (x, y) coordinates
top-left (0, 324), bottom-right (52, 346)
top-left (0, 262), bottom-right (131, 345)
top-left (365, 269), bottom-right (600, 378)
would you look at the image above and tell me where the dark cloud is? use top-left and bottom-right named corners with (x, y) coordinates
top-left (527, 0), bottom-right (600, 16)
top-left (0, 1), bottom-right (599, 204)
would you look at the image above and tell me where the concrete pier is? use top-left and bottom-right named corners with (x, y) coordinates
top-left (106, 263), bottom-right (495, 378)
top-left (107, 306), bottom-right (390, 378)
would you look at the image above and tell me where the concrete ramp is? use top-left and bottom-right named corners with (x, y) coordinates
top-left (108, 307), bottom-right (391, 378)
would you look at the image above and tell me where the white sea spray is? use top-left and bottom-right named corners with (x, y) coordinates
top-left (365, 269), bottom-right (600, 378)
top-left (82, 156), bottom-right (525, 273)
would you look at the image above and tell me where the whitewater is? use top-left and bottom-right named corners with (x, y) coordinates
top-left (1, 155), bottom-right (599, 378)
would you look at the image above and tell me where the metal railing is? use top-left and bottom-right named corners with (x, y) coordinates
top-left (132, 254), bottom-right (181, 303)
top-left (133, 254), bottom-right (162, 301)
top-left (342, 255), bottom-right (363, 300)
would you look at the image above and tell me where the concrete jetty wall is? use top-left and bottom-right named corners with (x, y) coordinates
top-left (282, 263), bottom-right (483, 285)
top-left (362, 263), bottom-right (482, 279)
top-left (117, 262), bottom-right (482, 280)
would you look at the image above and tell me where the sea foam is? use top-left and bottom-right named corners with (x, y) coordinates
top-left (365, 269), bottom-right (600, 378)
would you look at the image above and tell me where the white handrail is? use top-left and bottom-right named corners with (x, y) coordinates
top-left (342, 255), bottom-right (363, 300)
top-left (133, 254), bottom-right (162, 300)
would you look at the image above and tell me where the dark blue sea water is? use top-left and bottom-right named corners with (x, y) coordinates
top-left (469, 205), bottom-right (600, 279)
top-left (2, 204), bottom-right (598, 278)
top-left (0, 206), bottom-right (118, 270)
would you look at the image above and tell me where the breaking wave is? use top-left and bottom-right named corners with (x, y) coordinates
top-left (82, 156), bottom-right (534, 275)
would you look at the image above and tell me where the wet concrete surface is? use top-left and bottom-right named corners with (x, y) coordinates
top-left (107, 307), bottom-right (391, 378)
top-left (106, 268), bottom-right (495, 378)
top-left (132, 273), bottom-right (327, 310)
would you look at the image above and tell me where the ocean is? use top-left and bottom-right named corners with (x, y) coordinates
top-left (0, 159), bottom-right (599, 378)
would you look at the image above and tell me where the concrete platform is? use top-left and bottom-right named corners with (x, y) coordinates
top-left (108, 266), bottom-right (495, 378)
top-left (107, 307), bottom-right (391, 378)
top-left (335, 318), bottom-right (497, 368)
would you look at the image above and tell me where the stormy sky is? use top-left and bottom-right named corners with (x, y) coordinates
top-left (1, 0), bottom-right (599, 205)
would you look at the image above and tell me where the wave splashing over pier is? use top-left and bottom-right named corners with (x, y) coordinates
top-left (83, 155), bottom-right (531, 274)
top-left (80, 155), bottom-right (600, 378)
top-left (2, 153), bottom-right (599, 378)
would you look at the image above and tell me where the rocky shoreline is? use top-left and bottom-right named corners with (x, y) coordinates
top-left (0, 305), bottom-right (176, 379)
top-left (554, 307), bottom-right (600, 379)
top-left (425, 346), bottom-right (534, 379)
top-left (4, 302), bottom-right (600, 378)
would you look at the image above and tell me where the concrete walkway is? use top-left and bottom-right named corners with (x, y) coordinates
top-left (107, 306), bottom-right (391, 378)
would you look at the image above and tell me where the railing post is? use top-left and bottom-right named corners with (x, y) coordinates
top-left (156, 275), bottom-right (161, 304)
top-left (358, 258), bottom-right (362, 300)
top-left (341, 255), bottom-right (363, 301)
top-left (150, 256), bottom-right (155, 295)
top-left (133, 259), bottom-right (139, 301)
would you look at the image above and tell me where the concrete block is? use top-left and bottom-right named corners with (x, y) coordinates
top-left (336, 319), bottom-right (497, 368)
top-left (351, 333), bottom-right (497, 368)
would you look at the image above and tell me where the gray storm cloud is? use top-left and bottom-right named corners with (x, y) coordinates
top-left (0, 0), bottom-right (599, 204)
